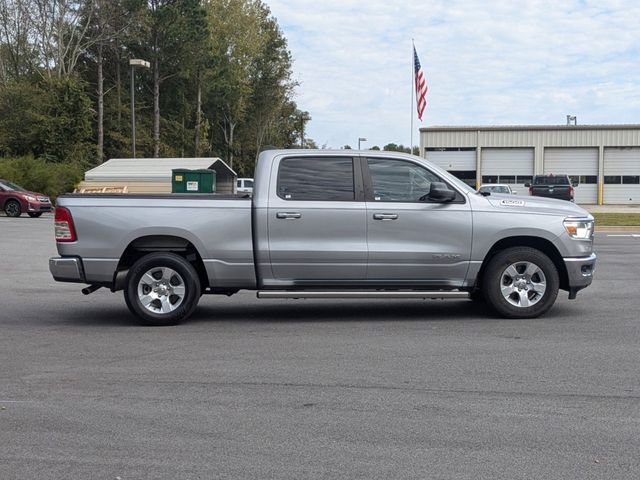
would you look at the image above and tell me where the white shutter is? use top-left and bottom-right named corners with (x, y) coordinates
top-left (544, 148), bottom-right (598, 204)
top-left (481, 148), bottom-right (534, 196)
top-left (604, 148), bottom-right (640, 204)
top-left (425, 150), bottom-right (476, 171)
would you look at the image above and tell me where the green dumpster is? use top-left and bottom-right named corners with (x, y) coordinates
top-left (171, 169), bottom-right (216, 193)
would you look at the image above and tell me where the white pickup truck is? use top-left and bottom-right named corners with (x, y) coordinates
top-left (50, 149), bottom-right (596, 325)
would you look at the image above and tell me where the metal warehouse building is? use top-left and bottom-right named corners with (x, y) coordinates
top-left (419, 124), bottom-right (640, 205)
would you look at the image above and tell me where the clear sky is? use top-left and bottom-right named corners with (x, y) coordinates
top-left (267, 0), bottom-right (640, 149)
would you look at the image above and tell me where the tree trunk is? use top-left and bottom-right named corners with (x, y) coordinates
top-left (115, 38), bottom-right (121, 126)
top-left (181, 114), bottom-right (185, 158)
top-left (153, 55), bottom-right (160, 158)
top-left (97, 43), bottom-right (104, 164)
top-left (228, 120), bottom-right (235, 169)
top-left (194, 74), bottom-right (202, 156)
top-left (220, 111), bottom-right (237, 169)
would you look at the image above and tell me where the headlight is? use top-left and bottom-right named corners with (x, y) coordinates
top-left (563, 218), bottom-right (594, 239)
top-left (24, 195), bottom-right (36, 202)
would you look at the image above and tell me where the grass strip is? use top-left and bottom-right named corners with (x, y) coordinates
top-left (592, 212), bottom-right (640, 226)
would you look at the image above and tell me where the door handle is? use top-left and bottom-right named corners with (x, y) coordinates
top-left (276, 212), bottom-right (302, 220)
top-left (373, 213), bottom-right (398, 220)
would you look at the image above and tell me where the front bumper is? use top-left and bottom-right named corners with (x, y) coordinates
top-left (49, 256), bottom-right (85, 283)
top-left (27, 201), bottom-right (52, 212)
top-left (563, 253), bottom-right (596, 298)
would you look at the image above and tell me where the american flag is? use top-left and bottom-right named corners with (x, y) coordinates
top-left (413, 46), bottom-right (428, 121)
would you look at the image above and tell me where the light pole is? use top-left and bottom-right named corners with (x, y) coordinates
top-left (358, 137), bottom-right (367, 150)
top-left (129, 59), bottom-right (150, 158)
top-left (299, 112), bottom-right (310, 148)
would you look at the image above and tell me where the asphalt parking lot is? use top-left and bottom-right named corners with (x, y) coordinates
top-left (1, 215), bottom-right (639, 479)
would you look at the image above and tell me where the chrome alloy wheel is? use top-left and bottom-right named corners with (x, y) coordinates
top-left (500, 261), bottom-right (547, 308)
top-left (137, 267), bottom-right (186, 314)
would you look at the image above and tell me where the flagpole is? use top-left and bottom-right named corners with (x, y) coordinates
top-left (410, 39), bottom-right (414, 153)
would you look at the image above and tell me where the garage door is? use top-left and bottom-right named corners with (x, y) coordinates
top-left (425, 149), bottom-right (476, 187)
top-left (481, 148), bottom-right (533, 196)
top-left (603, 148), bottom-right (640, 204)
top-left (544, 148), bottom-right (598, 204)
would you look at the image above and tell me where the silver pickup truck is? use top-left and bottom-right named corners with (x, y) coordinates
top-left (50, 149), bottom-right (596, 325)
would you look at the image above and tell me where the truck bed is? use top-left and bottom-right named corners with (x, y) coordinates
top-left (62, 192), bottom-right (251, 200)
top-left (55, 193), bottom-right (256, 288)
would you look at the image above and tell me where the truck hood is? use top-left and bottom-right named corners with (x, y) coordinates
top-left (479, 193), bottom-right (592, 218)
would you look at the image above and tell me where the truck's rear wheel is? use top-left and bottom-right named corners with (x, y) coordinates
top-left (482, 247), bottom-right (559, 318)
top-left (124, 252), bottom-right (201, 326)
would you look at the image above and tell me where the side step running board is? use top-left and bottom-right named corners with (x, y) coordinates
top-left (257, 291), bottom-right (469, 300)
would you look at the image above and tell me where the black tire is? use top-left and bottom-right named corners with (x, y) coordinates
top-left (124, 252), bottom-right (201, 326)
top-left (4, 200), bottom-right (21, 217)
top-left (482, 247), bottom-right (559, 319)
top-left (469, 289), bottom-right (485, 303)
top-left (28, 212), bottom-right (43, 218)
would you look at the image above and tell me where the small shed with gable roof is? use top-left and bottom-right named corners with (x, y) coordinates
top-left (76, 157), bottom-right (237, 194)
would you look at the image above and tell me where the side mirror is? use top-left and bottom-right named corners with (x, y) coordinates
top-left (572, 181), bottom-right (579, 187)
top-left (524, 183), bottom-right (531, 188)
top-left (512, 190), bottom-right (518, 195)
top-left (427, 182), bottom-right (456, 202)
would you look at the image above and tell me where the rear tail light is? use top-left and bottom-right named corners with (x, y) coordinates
top-left (569, 186), bottom-right (575, 196)
top-left (528, 186), bottom-right (533, 195)
top-left (54, 207), bottom-right (77, 242)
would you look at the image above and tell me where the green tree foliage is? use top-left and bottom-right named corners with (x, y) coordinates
top-left (383, 143), bottom-right (419, 155)
top-left (0, 0), bottom-right (309, 194)
top-left (204, 0), bottom-right (300, 173)
top-left (0, 155), bottom-right (83, 200)
top-left (0, 76), bottom-right (93, 163)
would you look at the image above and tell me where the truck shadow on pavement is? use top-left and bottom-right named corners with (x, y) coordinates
top-left (56, 299), bottom-right (571, 327)
top-left (190, 300), bottom-right (498, 323)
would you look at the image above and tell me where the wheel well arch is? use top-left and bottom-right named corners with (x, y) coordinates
top-left (114, 235), bottom-right (209, 290)
top-left (476, 236), bottom-right (569, 291)
top-left (2, 196), bottom-right (23, 208)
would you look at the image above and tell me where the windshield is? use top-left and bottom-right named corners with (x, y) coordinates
top-left (448, 175), bottom-right (476, 193)
top-left (481, 185), bottom-right (510, 194)
top-left (428, 167), bottom-right (475, 194)
top-left (534, 176), bottom-right (570, 186)
top-left (0, 180), bottom-right (26, 192)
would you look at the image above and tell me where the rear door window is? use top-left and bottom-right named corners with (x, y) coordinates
top-left (277, 157), bottom-right (355, 201)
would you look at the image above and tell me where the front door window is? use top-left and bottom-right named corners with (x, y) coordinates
top-left (367, 158), bottom-right (442, 202)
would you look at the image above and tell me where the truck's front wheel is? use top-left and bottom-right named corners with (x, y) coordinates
top-left (124, 252), bottom-right (201, 326)
top-left (482, 247), bottom-right (559, 319)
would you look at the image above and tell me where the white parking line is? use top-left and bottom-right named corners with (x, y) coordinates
top-left (606, 234), bottom-right (640, 237)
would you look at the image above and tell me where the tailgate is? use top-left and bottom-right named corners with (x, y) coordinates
top-left (531, 185), bottom-right (571, 198)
